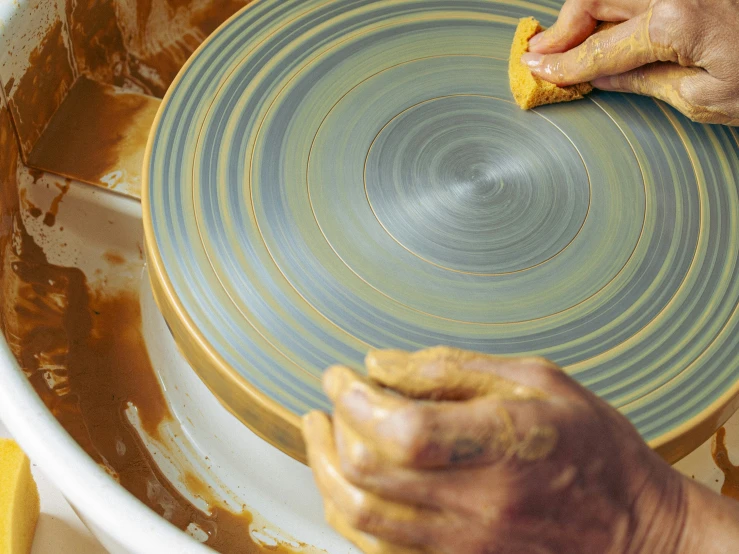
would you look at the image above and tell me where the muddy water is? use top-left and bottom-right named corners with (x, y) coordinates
top-left (0, 106), bottom-right (19, 296)
top-left (69, 0), bottom-right (252, 97)
top-left (712, 427), bottom-right (739, 501)
top-left (6, 21), bottom-right (76, 157)
top-left (1, 113), bottom-right (296, 549)
top-left (0, 2), bottom-right (313, 550)
top-left (27, 76), bottom-right (159, 193)
top-left (3, 211), bottom-right (285, 552)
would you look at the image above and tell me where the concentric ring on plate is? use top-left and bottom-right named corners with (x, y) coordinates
top-left (143, 0), bottom-right (739, 463)
top-left (363, 94), bottom-right (591, 276)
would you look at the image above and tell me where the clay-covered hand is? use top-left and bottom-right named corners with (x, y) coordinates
top-left (302, 347), bottom-right (690, 554)
top-left (522, 0), bottom-right (739, 124)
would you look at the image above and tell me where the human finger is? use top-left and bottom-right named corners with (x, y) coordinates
top-left (593, 63), bottom-right (739, 125)
top-left (333, 415), bottom-right (519, 513)
top-left (325, 366), bottom-right (560, 468)
top-left (302, 411), bottom-right (441, 549)
top-left (528, 0), bottom-right (649, 54)
top-left (528, 0), bottom-right (597, 54)
top-left (324, 498), bottom-right (427, 554)
top-left (524, 12), bottom-right (675, 86)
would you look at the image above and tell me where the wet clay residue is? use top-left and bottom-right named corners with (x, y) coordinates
top-left (103, 250), bottom-right (126, 266)
top-left (712, 427), bottom-right (739, 500)
top-left (19, 189), bottom-right (42, 219)
top-left (42, 180), bottom-right (70, 227)
top-left (4, 78), bottom-right (15, 98)
top-left (69, 0), bottom-right (252, 97)
top-left (6, 20), bottom-right (76, 157)
top-left (0, 106), bottom-right (20, 313)
top-left (66, 0), bottom-right (130, 91)
top-left (1, 213), bottom-right (297, 553)
top-left (27, 77), bottom-right (159, 194)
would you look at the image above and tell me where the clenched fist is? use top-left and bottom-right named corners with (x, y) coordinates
top-left (521, 0), bottom-right (739, 124)
top-left (302, 347), bottom-right (739, 554)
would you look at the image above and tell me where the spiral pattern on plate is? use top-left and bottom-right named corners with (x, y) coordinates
top-left (144, 0), bottom-right (739, 462)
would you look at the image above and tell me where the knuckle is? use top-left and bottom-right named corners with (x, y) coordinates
top-left (649, 1), bottom-right (697, 51)
top-left (651, 1), bottom-right (684, 29)
top-left (564, 0), bottom-right (587, 12)
top-left (677, 82), bottom-right (708, 121)
top-left (394, 407), bottom-right (436, 464)
top-left (521, 356), bottom-right (561, 378)
top-left (583, 35), bottom-right (605, 62)
top-left (549, 58), bottom-right (570, 83)
top-left (341, 447), bottom-right (376, 482)
top-left (627, 69), bottom-right (650, 94)
top-left (523, 355), bottom-right (556, 368)
top-left (648, 4), bottom-right (676, 47)
top-left (346, 497), bottom-right (380, 532)
top-left (575, 0), bottom-right (598, 12)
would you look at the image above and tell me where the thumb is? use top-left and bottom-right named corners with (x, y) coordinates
top-left (365, 347), bottom-right (563, 401)
top-left (593, 63), bottom-right (735, 124)
top-left (527, 2), bottom-right (597, 54)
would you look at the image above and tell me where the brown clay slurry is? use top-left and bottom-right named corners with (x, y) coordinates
top-left (103, 250), bottom-right (126, 266)
top-left (28, 168), bottom-right (45, 184)
top-left (0, 107), bottom-right (20, 228)
top-left (4, 77), bottom-right (15, 97)
top-left (69, 0), bottom-right (252, 97)
top-left (27, 77), bottom-right (158, 192)
top-left (712, 427), bottom-right (739, 501)
top-left (19, 189), bottom-right (42, 219)
top-left (0, 105), bottom-right (20, 330)
top-left (2, 213), bottom-right (297, 553)
top-left (42, 180), bottom-right (70, 227)
top-left (66, 0), bottom-right (129, 90)
top-left (119, 0), bottom-right (252, 97)
top-left (6, 21), bottom-right (76, 156)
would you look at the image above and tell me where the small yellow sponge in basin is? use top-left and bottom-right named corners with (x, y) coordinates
top-left (0, 439), bottom-right (40, 554)
top-left (509, 16), bottom-right (593, 109)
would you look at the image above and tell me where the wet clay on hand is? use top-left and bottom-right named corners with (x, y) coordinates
top-left (510, 17), bottom-right (618, 110)
top-left (304, 347), bottom-right (690, 554)
top-left (509, 17), bottom-right (593, 109)
top-left (365, 346), bottom-right (549, 401)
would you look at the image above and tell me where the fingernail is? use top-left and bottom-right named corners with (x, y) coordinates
top-left (521, 52), bottom-right (544, 68)
top-left (528, 32), bottom-right (544, 47)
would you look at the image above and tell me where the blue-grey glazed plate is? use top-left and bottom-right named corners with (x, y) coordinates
top-left (144, 0), bottom-right (739, 463)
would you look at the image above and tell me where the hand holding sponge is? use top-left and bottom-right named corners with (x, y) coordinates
top-left (510, 17), bottom-right (616, 110)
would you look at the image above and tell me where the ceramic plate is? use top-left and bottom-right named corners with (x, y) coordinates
top-left (144, 0), bottom-right (739, 463)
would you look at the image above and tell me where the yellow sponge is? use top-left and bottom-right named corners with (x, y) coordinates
top-left (0, 439), bottom-right (40, 554)
top-left (509, 17), bottom-right (593, 109)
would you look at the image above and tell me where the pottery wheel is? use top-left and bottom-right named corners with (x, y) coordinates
top-left (144, 0), bottom-right (739, 462)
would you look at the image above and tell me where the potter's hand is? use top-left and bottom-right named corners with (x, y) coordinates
top-left (303, 347), bottom-right (699, 554)
top-left (522, 0), bottom-right (739, 124)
